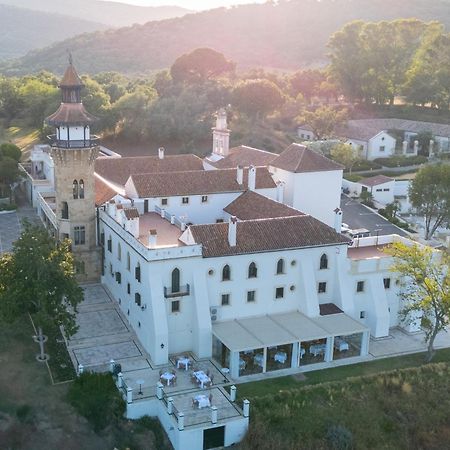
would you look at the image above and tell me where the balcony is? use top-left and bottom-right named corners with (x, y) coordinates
top-left (164, 284), bottom-right (190, 298)
top-left (47, 135), bottom-right (99, 148)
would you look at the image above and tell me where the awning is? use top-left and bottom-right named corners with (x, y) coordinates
top-left (212, 311), bottom-right (369, 352)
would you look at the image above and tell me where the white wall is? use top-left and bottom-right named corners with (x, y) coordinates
top-left (58, 125), bottom-right (90, 141)
top-left (366, 180), bottom-right (395, 206)
top-left (367, 132), bottom-right (396, 160)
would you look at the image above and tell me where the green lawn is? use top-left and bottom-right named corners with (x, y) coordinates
top-left (237, 347), bottom-right (450, 400)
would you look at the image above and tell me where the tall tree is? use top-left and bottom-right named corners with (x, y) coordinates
top-left (232, 79), bottom-right (284, 120)
top-left (289, 69), bottom-right (325, 104)
top-left (299, 106), bottom-right (347, 140)
top-left (170, 48), bottom-right (235, 84)
top-left (409, 164), bottom-right (450, 240)
top-left (330, 142), bottom-right (360, 174)
top-left (386, 242), bottom-right (449, 362)
top-left (0, 222), bottom-right (83, 359)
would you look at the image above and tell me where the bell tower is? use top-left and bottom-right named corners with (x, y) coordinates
top-left (212, 108), bottom-right (230, 157)
top-left (45, 58), bottom-right (100, 280)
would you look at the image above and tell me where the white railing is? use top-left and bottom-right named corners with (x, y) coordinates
top-left (37, 192), bottom-right (57, 229)
top-left (100, 210), bottom-right (202, 262)
top-left (18, 163), bottom-right (51, 186)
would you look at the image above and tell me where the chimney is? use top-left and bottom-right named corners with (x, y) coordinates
top-left (236, 165), bottom-right (244, 184)
top-left (158, 147), bottom-right (165, 160)
top-left (334, 207), bottom-right (343, 233)
top-left (148, 229), bottom-right (157, 248)
top-left (228, 216), bottom-right (237, 247)
top-left (276, 181), bottom-right (284, 203)
top-left (248, 165), bottom-right (256, 191)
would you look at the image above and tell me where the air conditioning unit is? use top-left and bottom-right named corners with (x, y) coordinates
top-left (210, 306), bottom-right (219, 322)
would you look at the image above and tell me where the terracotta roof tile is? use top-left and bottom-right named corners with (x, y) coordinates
top-left (95, 178), bottom-right (117, 206)
top-left (60, 64), bottom-right (83, 87)
top-left (189, 215), bottom-right (350, 257)
top-left (95, 154), bottom-right (204, 186)
top-left (209, 145), bottom-right (277, 169)
top-left (224, 190), bottom-right (304, 220)
top-left (270, 143), bottom-right (343, 173)
top-left (359, 175), bottom-right (393, 187)
top-left (46, 103), bottom-right (97, 126)
top-left (130, 167), bottom-right (276, 198)
top-left (123, 207), bottom-right (140, 219)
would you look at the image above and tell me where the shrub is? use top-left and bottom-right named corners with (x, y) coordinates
top-left (326, 424), bottom-right (354, 450)
top-left (350, 160), bottom-right (381, 172)
top-left (344, 174), bottom-right (362, 182)
top-left (0, 203), bottom-right (17, 211)
top-left (16, 404), bottom-right (32, 423)
top-left (374, 155), bottom-right (427, 168)
top-left (67, 372), bottom-right (125, 432)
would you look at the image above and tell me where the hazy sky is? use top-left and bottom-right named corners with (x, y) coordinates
top-left (106, 0), bottom-right (266, 10)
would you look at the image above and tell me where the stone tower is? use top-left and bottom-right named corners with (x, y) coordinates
top-left (45, 59), bottom-right (100, 280)
top-left (212, 108), bottom-right (230, 157)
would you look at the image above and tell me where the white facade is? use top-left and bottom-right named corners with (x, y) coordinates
top-left (347, 131), bottom-right (396, 161)
top-left (270, 166), bottom-right (343, 227)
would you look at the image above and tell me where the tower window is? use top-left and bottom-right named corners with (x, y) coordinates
top-left (276, 258), bottom-right (284, 275)
top-left (74, 226), bottom-right (85, 245)
top-left (248, 262), bottom-right (257, 278)
top-left (135, 293), bottom-right (141, 307)
top-left (222, 264), bottom-right (231, 281)
top-left (79, 179), bottom-right (85, 199)
top-left (61, 201), bottom-right (69, 220)
top-left (73, 180), bottom-right (79, 199)
top-left (171, 268), bottom-right (180, 293)
top-left (320, 254), bottom-right (328, 270)
top-left (135, 263), bottom-right (141, 282)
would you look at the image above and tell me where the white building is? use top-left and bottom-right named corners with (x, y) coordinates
top-left (22, 63), bottom-right (438, 450)
top-left (343, 174), bottom-right (395, 207)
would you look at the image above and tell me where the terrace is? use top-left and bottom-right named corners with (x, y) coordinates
top-left (137, 212), bottom-right (183, 249)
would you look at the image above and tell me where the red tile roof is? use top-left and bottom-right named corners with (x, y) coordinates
top-left (359, 174), bottom-right (394, 187)
top-left (95, 154), bottom-right (204, 186)
top-left (60, 64), bottom-right (83, 87)
top-left (123, 207), bottom-right (140, 219)
top-left (129, 167), bottom-right (276, 198)
top-left (189, 215), bottom-right (350, 257)
top-left (95, 178), bottom-right (117, 206)
top-left (208, 145), bottom-right (277, 169)
top-left (46, 103), bottom-right (97, 126)
top-left (270, 143), bottom-right (344, 173)
top-left (224, 190), bottom-right (304, 220)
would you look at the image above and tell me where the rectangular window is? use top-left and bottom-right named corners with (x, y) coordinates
top-left (115, 272), bottom-right (121, 284)
top-left (383, 278), bottom-right (391, 289)
top-left (383, 188), bottom-right (390, 192)
top-left (109, 263), bottom-right (113, 276)
top-left (247, 290), bottom-right (256, 303)
top-left (216, 219), bottom-right (224, 223)
top-left (376, 188), bottom-right (382, 192)
top-left (379, 145), bottom-right (385, 152)
top-left (161, 198), bottom-right (168, 206)
top-left (127, 283), bottom-right (131, 294)
top-left (107, 238), bottom-right (112, 252)
top-left (74, 226), bottom-right (86, 245)
top-left (318, 282), bottom-right (327, 294)
top-left (135, 293), bottom-right (141, 307)
top-left (360, 311), bottom-right (366, 319)
top-left (201, 195), bottom-right (208, 203)
top-left (182, 197), bottom-right (189, 204)
top-left (357, 281), bottom-right (365, 292)
top-left (171, 300), bottom-right (180, 313)
top-left (135, 266), bottom-right (141, 282)
top-left (275, 287), bottom-right (284, 299)
top-left (221, 294), bottom-right (230, 306)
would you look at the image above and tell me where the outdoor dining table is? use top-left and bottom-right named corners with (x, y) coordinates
top-left (177, 357), bottom-right (191, 370)
top-left (274, 351), bottom-right (287, 364)
top-left (253, 353), bottom-right (264, 367)
top-left (193, 370), bottom-right (211, 388)
top-left (160, 371), bottom-right (175, 386)
top-left (194, 394), bottom-right (211, 409)
top-left (309, 343), bottom-right (326, 357)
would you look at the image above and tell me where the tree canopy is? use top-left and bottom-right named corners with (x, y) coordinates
top-left (409, 164), bottom-right (450, 240)
top-left (0, 222), bottom-right (83, 338)
top-left (386, 242), bottom-right (450, 361)
top-left (300, 106), bottom-right (347, 140)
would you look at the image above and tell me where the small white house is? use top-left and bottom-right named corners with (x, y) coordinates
top-left (343, 127), bottom-right (396, 161)
top-left (297, 124), bottom-right (316, 141)
top-left (343, 175), bottom-right (395, 207)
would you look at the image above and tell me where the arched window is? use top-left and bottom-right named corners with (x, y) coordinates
top-left (222, 264), bottom-right (231, 281)
top-left (117, 242), bottom-right (121, 261)
top-left (126, 252), bottom-right (130, 271)
top-left (276, 258), bottom-right (284, 275)
top-left (79, 179), bottom-right (85, 199)
top-left (248, 262), bottom-right (257, 278)
top-left (61, 201), bottom-right (69, 219)
top-left (320, 254), bottom-right (328, 270)
top-left (172, 268), bottom-right (180, 293)
top-left (72, 180), bottom-right (78, 199)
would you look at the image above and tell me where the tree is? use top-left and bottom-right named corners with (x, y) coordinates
top-left (330, 142), bottom-right (360, 174)
top-left (299, 106), bottom-right (347, 140)
top-left (232, 79), bottom-right (284, 120)
top-left (290, 69), bottom-right (325, 104)
top-left (384, 200), bottom-right (401, 221)
top-left (0, 222), bottom-right (83, 360)
top-left (409, 164), bottom-right (450, 240)
top-left (386, 242), bottom-right (449, 362)
top-left (0, 156), bottom-right (21, 198)
top-left (0, 143), bottom-right (21, 162)
top-left (170, 48), bottom-right (235, 84)
top-left (359, 190), bottom-right (374, 207)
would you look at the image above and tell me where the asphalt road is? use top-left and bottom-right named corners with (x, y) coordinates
top-left (340, 194), bottom-right (408, 237)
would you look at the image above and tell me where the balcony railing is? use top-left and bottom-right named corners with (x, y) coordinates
top-left (47, 135), bottom-right (99, 148)
top-left (164, 284), bottom-right (190, 298)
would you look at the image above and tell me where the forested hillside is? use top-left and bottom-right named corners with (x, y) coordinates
top-left (0, 4), bottom-right (107, 61)
top-left (0, 0), bottom-right (191, 27)
top-left (2, 0), bottom-right (450, 75)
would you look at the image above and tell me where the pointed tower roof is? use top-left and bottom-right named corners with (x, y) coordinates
top-left (60, 60), bottom-right (83, 88)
